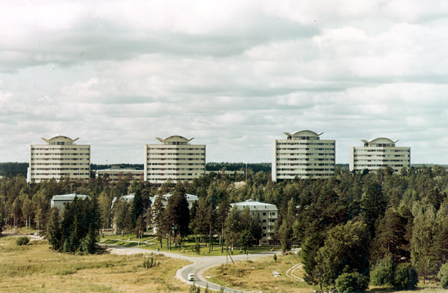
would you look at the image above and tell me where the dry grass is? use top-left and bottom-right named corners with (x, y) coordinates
top-left (0, 236), bottom-right (190, 293)
top-left (205, 254), bottom-right (314, 293)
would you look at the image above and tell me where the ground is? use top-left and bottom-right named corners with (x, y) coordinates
top-left (205, 254), bottom-right (313, 293)
top-left (0, 236), bottom-right (190, 293)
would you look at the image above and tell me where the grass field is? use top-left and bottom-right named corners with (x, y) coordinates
top-left (205, 254), bottom-right (314, 293)
top-left (205, 253), bottom-right (445, 293)
top-left (0, 236), bottom-right (190, 292)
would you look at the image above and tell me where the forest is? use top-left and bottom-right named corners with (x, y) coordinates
top-left (1, 165), bottom-right (448, 290)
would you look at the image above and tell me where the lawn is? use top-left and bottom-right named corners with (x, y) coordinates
top-left (100, 234), bottom-right (276, 257)
top-left (0, 236), bottom-right (190, 292)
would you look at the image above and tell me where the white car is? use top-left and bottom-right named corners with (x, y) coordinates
top-left (188, 274), bottom-right (195, 281)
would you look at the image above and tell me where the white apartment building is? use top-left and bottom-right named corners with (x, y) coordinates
top-left (29, 136), bottom-right (90, 183)
top-left (349, 137), bottom-right (410, 173)
top-left (272, 130), bottom-right (335, 182)
top-left (144, 135), bottom-right (206, 183)
top-left (96, 167), bottom-right (144, 182)
top-left (230, 199), bottom-right (278, 245)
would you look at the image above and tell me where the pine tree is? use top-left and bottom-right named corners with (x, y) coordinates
top-left (46, 208), bottom-right (62, 250)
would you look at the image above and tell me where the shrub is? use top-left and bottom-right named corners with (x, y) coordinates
top-left (16, 236), bottom-right (30, 246)
top-left (370, 257), bottom-right (394, 286)
top-left (437, 263), bottom-right (448, 289)
top-left (393, 263), bottom-right (418, 290)
top-left (143, 256), bottom-right (154, 268)
top-left (335, 272), bottom-right (368, 293)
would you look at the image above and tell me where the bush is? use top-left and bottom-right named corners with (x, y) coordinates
top-left (335, 272), bottom-right (368, 293)
top-left (16, 236), bottom-right (30, 246)
top-left (370, 257), bottom-right (394, 286)
top-left (393, 263), bottom-right (418, 290)
top-left (438, 263), bottom-right (448, 289)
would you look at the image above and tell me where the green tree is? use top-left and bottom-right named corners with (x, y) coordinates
top-left (134, 215), bottom-right (145, 239)
top-left (152, 195), bottom-right (165, 248)
top-left (370, 257), bottom-right (395, 286)
top-left (361, 183), bottom-right (387, 238)
top-left (373, 208), bottom-right (409, 262)
top-left (411, 199), bottom-right (437, 283)
top-left (393, 263), bottom-right (418, 290)
top-left (217, 199), bottom-right (230, 252)
top-left (46, 208), bottom-right (62, 250)
top-left (437, 263), bottom-right (448, 289)
top-left (251, 212), bottom-right (263, 245)
top-left (335, 272), bottom-right (368, 293)
top-left (314, 221), bottom-right (370, 289)
top-left (278, 220), bottom-right (293, 253)
top-left (302, 233), bottom-right (324, 285)
top-left (224, 205), bottom-right (241, 252)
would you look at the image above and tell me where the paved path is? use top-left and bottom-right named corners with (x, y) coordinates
top-left (285, 263), bottom-right (304, 282)
top-left (102, 244), bottom-right (276, 293)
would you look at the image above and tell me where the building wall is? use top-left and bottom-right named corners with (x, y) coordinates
top-left (144, 135), bottom-right (206, 183)
top-left (272, 130), bottom-right (335, 181)
top-left (96, 169), bottom-right (144, 182)
top-left (29, 136), bottom-right (90, 183)
top-left (231, 200), bottom-right (278, 245)
top-left (350, 145), bottom-right (410, 173)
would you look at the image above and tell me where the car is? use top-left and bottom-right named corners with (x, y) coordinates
top-left (188, 273), bottom-right (195, 281)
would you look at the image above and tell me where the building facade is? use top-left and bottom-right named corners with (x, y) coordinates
top-left (349, 137), bottom-right (410, 173)
top-left (230, 199), bottom-right (278, 245)
top-left (272, 130), bottom-right (335, 182)
top-left (144, 135), bottom-right (206, 183)
top-left (29, 136), bottom-right (90, 183)
top-left (51, 194), bottom-right (89, 210)
top-left (95, 167), bottom-right (144, 182)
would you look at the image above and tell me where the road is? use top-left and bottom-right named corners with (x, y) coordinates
top-left (103, 244), bottom-right (276, 293)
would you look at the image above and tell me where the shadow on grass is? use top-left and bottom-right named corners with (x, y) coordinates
top-left (369, 287), bottom-right (430, 292)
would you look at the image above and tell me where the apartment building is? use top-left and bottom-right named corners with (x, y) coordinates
top-left (144, 135), bottom-right (206, 183)
top-left (272, 130), bottom-right (335, 182)
top-left (349, 137), bottom-right (410, 173)
top-left (230, 199), bottom-right (278, 245)
top-left (28, 136), bottom-right (90, 183)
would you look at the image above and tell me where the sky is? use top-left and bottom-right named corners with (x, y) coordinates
top-left (1, 0), bottom-right (448, 165)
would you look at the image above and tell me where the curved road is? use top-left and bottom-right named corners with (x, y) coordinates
top-left (103, 244), bottom-right (275, 293)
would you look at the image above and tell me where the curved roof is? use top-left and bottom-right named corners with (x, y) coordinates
top-left (361, 137), bottom-right (398, 144)
top-left (284, 130), bottom-right (323, 137)
top-left (156, 135), bottom-right (194, 143)
top-left (41, 136), bottom-right (79, 143)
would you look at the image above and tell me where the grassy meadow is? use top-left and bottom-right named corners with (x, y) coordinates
top-left (0, 236), bottom-right (190, 293)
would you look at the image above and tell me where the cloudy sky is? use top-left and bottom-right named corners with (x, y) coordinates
top-left (1, 0), bottom-right (448, 165)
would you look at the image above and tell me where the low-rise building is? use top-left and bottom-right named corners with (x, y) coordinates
top-left (349, 137), bottom-right (411, 173)
top-left (96, 167), bottom-right (143, 182)
top-left (230, 199), bottom-right (278, 245)
top-left (51, 193), bottom-right (89, 210)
